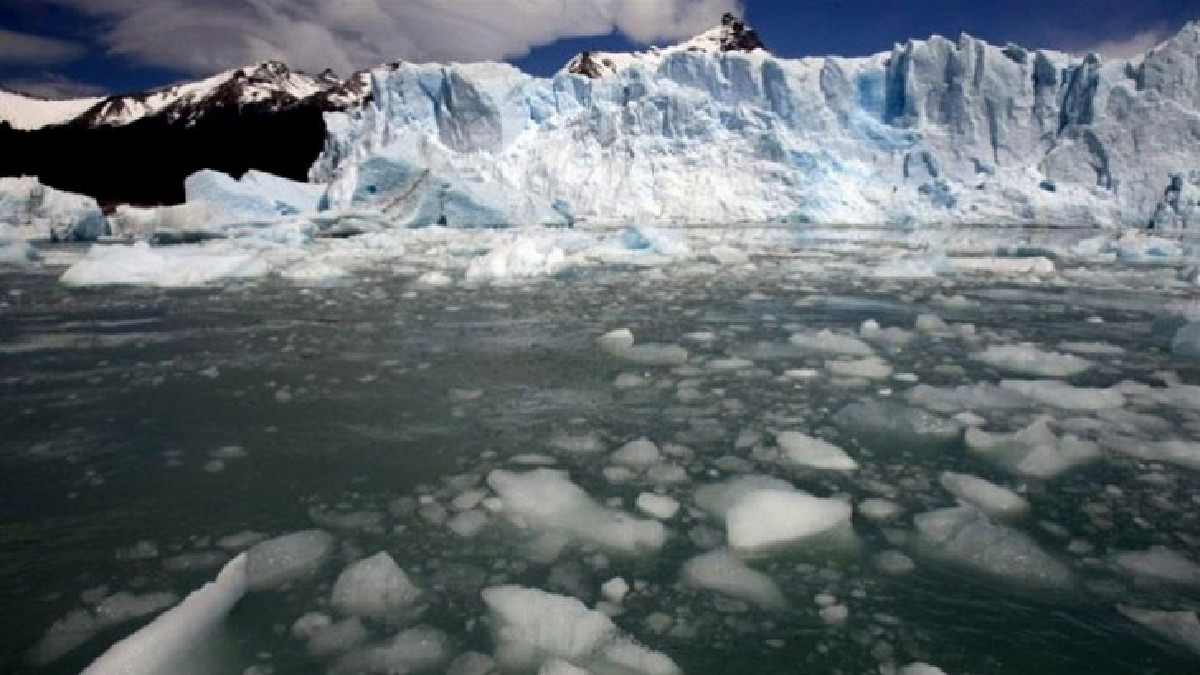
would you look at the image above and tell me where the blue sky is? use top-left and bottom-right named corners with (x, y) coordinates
top-left (1, 0), bottom-right (1197, 99)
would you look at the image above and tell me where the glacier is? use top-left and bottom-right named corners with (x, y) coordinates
top-left (311, 22), bottom-right (1200, 227)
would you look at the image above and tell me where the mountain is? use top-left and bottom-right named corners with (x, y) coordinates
top-left (565, 12), bottom-right (765, 78)
top-left (311, 17), bottom-right (1200, 227)
top-left (0, 62), bottom-right (387, 206)
top-left (0, 61), bottom-right (376, 131)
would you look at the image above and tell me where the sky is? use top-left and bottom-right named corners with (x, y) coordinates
top-left (0, 0), bottom-right (1197, 99)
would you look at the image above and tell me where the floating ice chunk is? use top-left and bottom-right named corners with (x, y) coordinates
top-left (915, 314), bottom-right (952, 335)
top-left (331, 552), bottom-right (422, 618)
top-left (60, 242), bottom-right (271, 288)
top-left (1101, 434), bottom-right (1200, 471)
top-left (548, 431), bottom-right (606, 455)
top-left (906, 383), bottom-right (1029, 414)
top-left (695, 476), bottom-right (855, 555)
top-left (597, 329), bottom-right (636, 353)
top-left (487, 469), bottom-right (666, 555)
top-left (482, 585), bottom-right (680, 675)
top-left (416, 270), bottom-right (452, 286)
top-left (1173, 322), bottom-right (1200, 359)
top-left (1110, 547), bottom-right (1200, 586)
top-left (613, 372), bottom-right (650, 389)
top-left (1119, 607), bottom-right (1200, 655)
top-left (966, 418), bottom-right (1100, 479)
top-left (465, 237), bottom-right (566, 283)
top-left (945, 256), bottom-right (1055, 275)
top-left (681, 549), bottom-right (786, 609)
top-left (245, 530), bottom-right (335, 590)
top-left (776, 431), bottom-right (858, 472)
top-left (914, 507), bottom-right (1073, 590)
top-left (899, 664), bottom-right (949, 675)
top-left (819, 604), bottom-right (849, 625)
top-left (332, 626), bottom-right (451, 674)
top-left (939, 472), bottom-right (1029, 520)
top-left (976, 344), bottom-right (1094, 377)
top-left (788, 330), bottom-right (874, 357)
top-left (834, 399), bottom-right (962, 450)
top-left (858, 499), bottom-right (901, 521)
top-left (601, 577), bottom-right (630, 603)
top-left (725, 489), bottom-right (855, 556)
top-left (827, 356), bottom-right (893, 380)
top-left (999, 380), bottom-right (1125, 411)
top-left (448, 509), bottom-right (490, 538)
top-left (80, 554), bottom-right (248, 675)
top-left (292, 611), bottom-right (332, 639)
top-left (449, 652), bottom-right (498, 675)
top-left (451, 489), bottom-right (488, 511)
top-left (596, 328), bottom-right (688, 366)
top-left (874, 550), bottom-right (916, 575)
top-left (859, 320), bottom-right (915, 347)
top-left (636, 493), bottom-right (680, 520)
top-left (706, 357), bottom-right (753, 372)
top-left (281, 260), bottom-right (349, 286)
top-left (611, 439), bottom-right (662, 466)
top-left (304, 617), bottom-right (369, 657)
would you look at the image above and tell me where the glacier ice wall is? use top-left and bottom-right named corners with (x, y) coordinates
top-left (313, 24), bottom-right (1200, 227)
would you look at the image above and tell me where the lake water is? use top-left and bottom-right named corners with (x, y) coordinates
top-left (2, 226), bottom-right (1199, 675)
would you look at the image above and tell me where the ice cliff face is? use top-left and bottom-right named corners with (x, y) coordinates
top-left (313, 20), bottom-right (1200, 227)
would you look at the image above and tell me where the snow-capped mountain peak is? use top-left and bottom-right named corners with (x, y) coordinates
top-left (0, 61), bottom-right (381, 132)
top-left (75, 61), bottom-right (340, 128)
top-left (564, 12), bottom-right (766, 78)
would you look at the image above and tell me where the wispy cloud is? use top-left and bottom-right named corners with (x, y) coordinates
top-left (1, 73), bottom-right (108, 99)
top-left (1070, 25), bottom-right (1174, 59)
top-left (0, 28), bottom-right (87, 65)
top-left (44, 0), bottom-right (741, 75)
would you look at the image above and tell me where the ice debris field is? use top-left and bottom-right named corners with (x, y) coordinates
top-left (3, 219), bottom-right (1200, 675)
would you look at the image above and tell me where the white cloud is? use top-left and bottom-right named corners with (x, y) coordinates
top-left (1072, 26), bottom-right (1173, 60)
top-left (46, 0), bottom-right (742, 75)
top-left (1, 73), bottom-right (108, 99)
top-left (0, 28), bottom-right (86, 65)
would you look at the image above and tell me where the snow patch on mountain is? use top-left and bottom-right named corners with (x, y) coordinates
top-left (0, 88), bottom-right (104, 131)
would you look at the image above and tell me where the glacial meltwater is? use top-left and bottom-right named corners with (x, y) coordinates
top-left (2, 225), bottom-right (1200, 675)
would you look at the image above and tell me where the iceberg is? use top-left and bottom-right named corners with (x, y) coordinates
top-left (185, 169), bottom-right (326, 220)
top-left (0, 176), bottom-right (107, 241)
